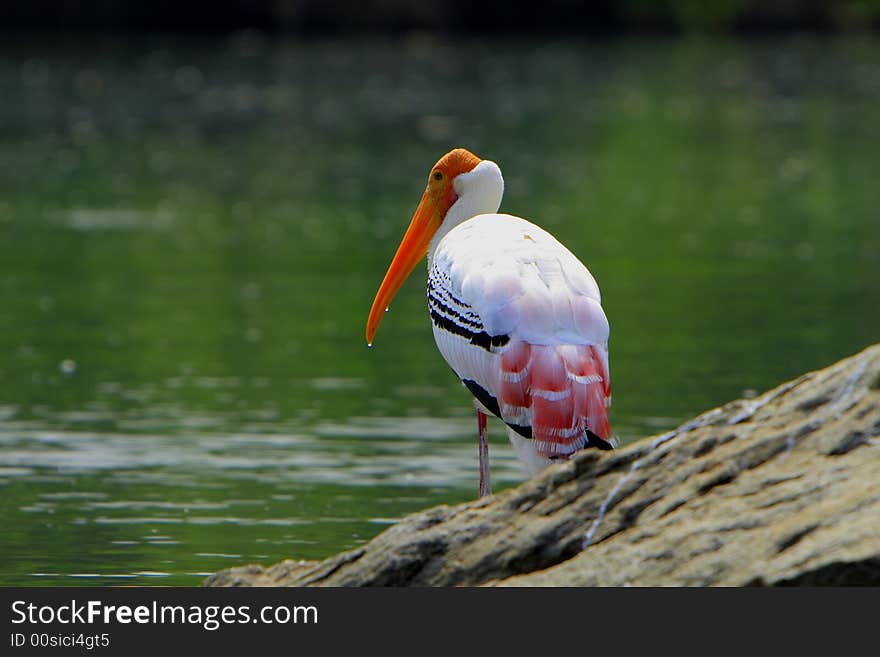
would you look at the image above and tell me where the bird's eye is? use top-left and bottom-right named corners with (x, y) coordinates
top-left (432, 170), bottom-right (443, 181)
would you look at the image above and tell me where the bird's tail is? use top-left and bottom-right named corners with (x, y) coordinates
top-left (498, 340), bottom-right (613, 459)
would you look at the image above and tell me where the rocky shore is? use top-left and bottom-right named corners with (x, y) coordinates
top-left (205, 344), bottom-right (880, 586)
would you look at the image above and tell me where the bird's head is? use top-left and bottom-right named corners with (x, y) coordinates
top-left (366, 147), bottom-right (502, 345)
top-left (422, 147), bottom-right (482, 221)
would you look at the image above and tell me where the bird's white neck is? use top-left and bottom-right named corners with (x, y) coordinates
top-left (428, 160), bottom-right (504, 263)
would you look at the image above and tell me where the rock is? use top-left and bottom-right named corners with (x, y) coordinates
top-left (204, 344), bottom-right (880, 587)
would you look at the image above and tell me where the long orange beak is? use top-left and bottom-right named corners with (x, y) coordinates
top-left (366, 191), bottom-right (440, 344)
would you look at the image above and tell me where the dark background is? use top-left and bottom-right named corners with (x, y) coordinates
top-left (2, 0), bottom-right (879, 34)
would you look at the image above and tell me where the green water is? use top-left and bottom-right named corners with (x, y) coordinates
top-left (1, 34), bottom-right (878, 586)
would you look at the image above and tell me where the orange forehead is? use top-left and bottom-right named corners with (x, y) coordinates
top-left (432, 148), bottom-right (482, 178)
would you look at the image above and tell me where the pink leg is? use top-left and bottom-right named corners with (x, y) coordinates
top-left (477, 409), bottom-right (491, 498)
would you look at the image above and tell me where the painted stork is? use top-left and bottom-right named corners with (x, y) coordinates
top-left (366, 148), bottom-right (614, 497)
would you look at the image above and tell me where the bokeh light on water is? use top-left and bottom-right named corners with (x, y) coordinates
top-left (1, 34), bottom-right (878, 585)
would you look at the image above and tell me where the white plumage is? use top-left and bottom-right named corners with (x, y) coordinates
top-left (429, 212), bottom-right (611, 473)
top-left (433, 213), bottom-right (608, 344)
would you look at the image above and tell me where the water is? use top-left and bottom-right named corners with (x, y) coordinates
top-left (1, 34), bottom-right (878, 586)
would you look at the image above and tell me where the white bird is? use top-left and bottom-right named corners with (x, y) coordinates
top-left (366, 148), bottom-right (613, 497)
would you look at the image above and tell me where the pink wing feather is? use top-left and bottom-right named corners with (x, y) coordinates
top-left (500, 341), bottom-right (611, 458)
